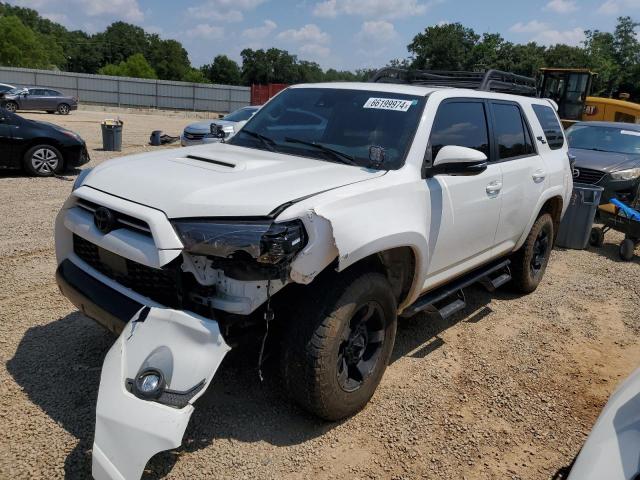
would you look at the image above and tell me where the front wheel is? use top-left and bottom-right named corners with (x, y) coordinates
top-left (57, 103), bottom-right (70, 115)
top-left (24, 145), bottom-right (63, 176)
top-left (281, 271), bottom-right (397, 421)
top-left (619, 239), bottom-right (636, 261)
top-left (510, 213), bottom-right (554, 294)
top-left (4, 101), bottom-right (17, 113)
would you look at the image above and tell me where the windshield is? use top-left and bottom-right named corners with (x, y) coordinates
top-left (224, 107), bottom-right (258, 122)
top-left (567, 125), bottom-right (640, 155)
top-left (228, 87), bottom-right (425, 169)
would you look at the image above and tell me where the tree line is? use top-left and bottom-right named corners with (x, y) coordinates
top-left (0, 2), bottom-right (638, 99)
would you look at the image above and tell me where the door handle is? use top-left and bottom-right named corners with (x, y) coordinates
top-left (532, 169), bottom-right (546, 183)
top-left (486, 180), bottom-right (502, 195)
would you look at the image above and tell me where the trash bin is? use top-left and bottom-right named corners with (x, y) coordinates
top-left (150, 130), bottom-right (162, 146)
top-left (101, 119), bottom-right (123, 151)
top-left (556, 182), bottom-right (604, 249)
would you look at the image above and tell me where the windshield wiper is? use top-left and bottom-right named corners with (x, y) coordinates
top-left (284, 137), bottom-right (357, 166)
top-left (241, 129), bottom-right (277, 152)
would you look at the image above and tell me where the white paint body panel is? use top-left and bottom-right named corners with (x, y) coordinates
top-left (568, 366), bottom-right (640, 480)
top-left (92, 307), bottom-right (230, 480)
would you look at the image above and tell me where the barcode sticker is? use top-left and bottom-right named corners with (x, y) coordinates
top-left (363, 97), bottom-right (412, 112)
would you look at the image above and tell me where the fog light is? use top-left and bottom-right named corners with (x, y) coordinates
top-left (134, 368), bottom-right (165, 399)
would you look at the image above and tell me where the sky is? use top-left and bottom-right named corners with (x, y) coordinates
top-left (8, 0), bottom-right (640, 70)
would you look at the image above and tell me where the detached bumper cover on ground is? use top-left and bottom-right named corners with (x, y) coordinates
top-left (56, 261), bottom-right (231, 480)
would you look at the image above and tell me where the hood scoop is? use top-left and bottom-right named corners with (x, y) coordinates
top-left (171, 154), bottom-right (243, 172)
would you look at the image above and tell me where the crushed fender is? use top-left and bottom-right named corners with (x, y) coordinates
top-left (92, 307), bottom-right (231, 480)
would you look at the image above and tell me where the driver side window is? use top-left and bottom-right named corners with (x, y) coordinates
top-left (429, 101), bottom-right (490, 163)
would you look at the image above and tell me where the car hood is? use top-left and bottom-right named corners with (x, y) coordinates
top-left (184, 119), bottom-right (235, 134)
top-left (570, 148), bottom-right (640, 173)
top-left (83, 143), bottom-right (385, 218)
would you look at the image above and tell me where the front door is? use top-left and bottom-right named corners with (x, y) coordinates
top-left (424, 99), bottom-right (503, 283)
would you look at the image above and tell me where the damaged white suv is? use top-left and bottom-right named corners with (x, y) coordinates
top-left (55, 72), bottom-right (572, 479)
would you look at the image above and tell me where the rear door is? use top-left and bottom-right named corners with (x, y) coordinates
top-left (424, 99), bottom-right (503, 280)
top-left (489, 100), bottom-right (547, 253)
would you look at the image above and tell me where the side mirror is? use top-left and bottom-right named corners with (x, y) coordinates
top-left (430, 145), bottom-right (488, 176)
top-left (218, 114), bottom-right (224, 119)
top-left (210, 123), bottom-right (226, 139)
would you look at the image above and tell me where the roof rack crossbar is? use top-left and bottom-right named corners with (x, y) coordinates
top-left (369, 67), bottom-right (537, 97)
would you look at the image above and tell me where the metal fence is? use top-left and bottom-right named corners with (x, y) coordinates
top-left (0, 66), bottom-right (250, 113)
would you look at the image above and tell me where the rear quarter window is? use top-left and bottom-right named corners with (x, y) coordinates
top-left (532, 104), bottom-right (565, 150)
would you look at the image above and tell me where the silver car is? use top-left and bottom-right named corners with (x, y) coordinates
top-left (2, 87), bottom-right (78, 115)
top-left (180, 105), bottom-right (260, 146)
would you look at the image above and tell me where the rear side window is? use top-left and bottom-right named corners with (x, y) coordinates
top-left (430, 101), bottom-right (490, 159)
top-left (491, 103), bottom-right (535, 159)
top-left (46, 89), bottom-right (61, 96)
top-left (532, 104), bottom-right (565, 150)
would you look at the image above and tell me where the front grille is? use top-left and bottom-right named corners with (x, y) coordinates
top-left (574, 167), bottom-right (606, 185)
top-left (73, 234), bottom-right (181, 307)
top-left (184, 131), bottom-right (206, 140)
top-left (76, 199), bottom-right (151, 236)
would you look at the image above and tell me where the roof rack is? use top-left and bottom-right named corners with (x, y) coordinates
top-left (369, 68), bottom-right (537, 97)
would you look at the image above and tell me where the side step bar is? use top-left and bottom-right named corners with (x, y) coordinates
top-left (401, 259), bottom-right (511, 319)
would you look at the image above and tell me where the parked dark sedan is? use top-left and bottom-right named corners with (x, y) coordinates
top-left (567, 121), bottom-right (640, 204)
top-left (1, 87), bottom-right (78, 115)
top-left (0, 108), bottom-right (89, 176)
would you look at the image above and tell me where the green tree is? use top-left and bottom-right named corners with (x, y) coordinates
top-left (544, 44), bottom-right (590, 68)
top-left (182, 68), bottom-right (209, 83)
top-left (202, 55), bottom-right (242, 85)
top-left (95, 22), bottom-right (147, 66)
top-left (0, 15), bottom-right (58, 68)
top-left (408, 22), bottom-right (480, 70)
top-left (147, 36), bottom-right (190, 81)
top-left (99, 53), bottom-right (157, 79)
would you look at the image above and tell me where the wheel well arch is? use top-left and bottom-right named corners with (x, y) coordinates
top-left (19, 138), bottom-right (65, 162)
top-left (538, 195), bottom-right (563, 241)
top-left (341, 246), bottom-right (418, 308)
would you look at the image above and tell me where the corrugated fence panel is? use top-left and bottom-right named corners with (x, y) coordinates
top-left (0, 66), bottom-right (249, 113)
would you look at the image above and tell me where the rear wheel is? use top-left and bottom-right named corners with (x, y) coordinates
top-left (510, 213), bottom-right (554, 294)
top-left (280, 271), bottom-right (397, 421)
top-left (57, 103), bottom-right (70, 115)
top-left (23, 145), bottom-right (63, 176)
top-left (619, 239), bottom-right (636, 261)
top-left (4, 101), bottom-right (17, 113)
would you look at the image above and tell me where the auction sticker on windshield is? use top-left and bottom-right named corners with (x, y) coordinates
top-left (364, 98), bottom-right (413, 112)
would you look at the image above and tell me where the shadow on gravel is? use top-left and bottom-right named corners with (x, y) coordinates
top-left (7, 312), bottom-right (338, 479)
top-left (6, 311), bottom-right (114, 479)
top-left (391, 284), bottom-right (522, 363)
top-left (589, 242), bottom-right (640, 266)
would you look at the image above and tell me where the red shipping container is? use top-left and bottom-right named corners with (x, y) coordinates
top-left (251, 83), bottom-right (288, 105)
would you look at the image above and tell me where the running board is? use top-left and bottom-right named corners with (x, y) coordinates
top-left (401, 259), bottom-right (511, 319)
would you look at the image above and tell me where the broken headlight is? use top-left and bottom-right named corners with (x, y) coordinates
top-left (172, 219), bottom-right (306, 264)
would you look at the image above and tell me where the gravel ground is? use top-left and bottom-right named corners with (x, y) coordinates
top-left (1, 109), bottom-right (639, 479)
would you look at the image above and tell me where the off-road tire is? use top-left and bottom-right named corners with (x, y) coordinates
top-left (23, 144), bottom-right (63, 177)
top-left (4, 101), bottom-right (17, 113)
top-left (280, 271), bottom-right (397, 421)
top-left (510, 213), bottom-right (554, 294)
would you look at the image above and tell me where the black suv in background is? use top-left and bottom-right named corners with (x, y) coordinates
top-left (0, 108), bottom-right (89, 176)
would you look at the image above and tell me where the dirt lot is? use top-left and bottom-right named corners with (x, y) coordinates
top-left (1, 108), bottom-right (639, 479)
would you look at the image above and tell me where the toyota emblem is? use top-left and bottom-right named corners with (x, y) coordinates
top-left (94, 207), bottom-right (117, 234)
top-left (572, 168), bottom-right (580, 179)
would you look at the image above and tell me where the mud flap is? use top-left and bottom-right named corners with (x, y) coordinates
top-left (92, 307), bottom-right (231, 480)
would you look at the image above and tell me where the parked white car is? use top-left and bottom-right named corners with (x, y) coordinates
top-left (180, 105), bottom-right (260, 146)
top-left (55, 73), bottom-right (572, 479)
top-left (568, 366), bottom-right (640, 480)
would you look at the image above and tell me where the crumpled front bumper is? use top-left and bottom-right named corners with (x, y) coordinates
top-left (55, 260), bottom-right (231, 479)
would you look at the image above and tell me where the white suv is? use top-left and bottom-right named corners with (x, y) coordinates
top-left (55, 74), bottom-right (572, 479)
